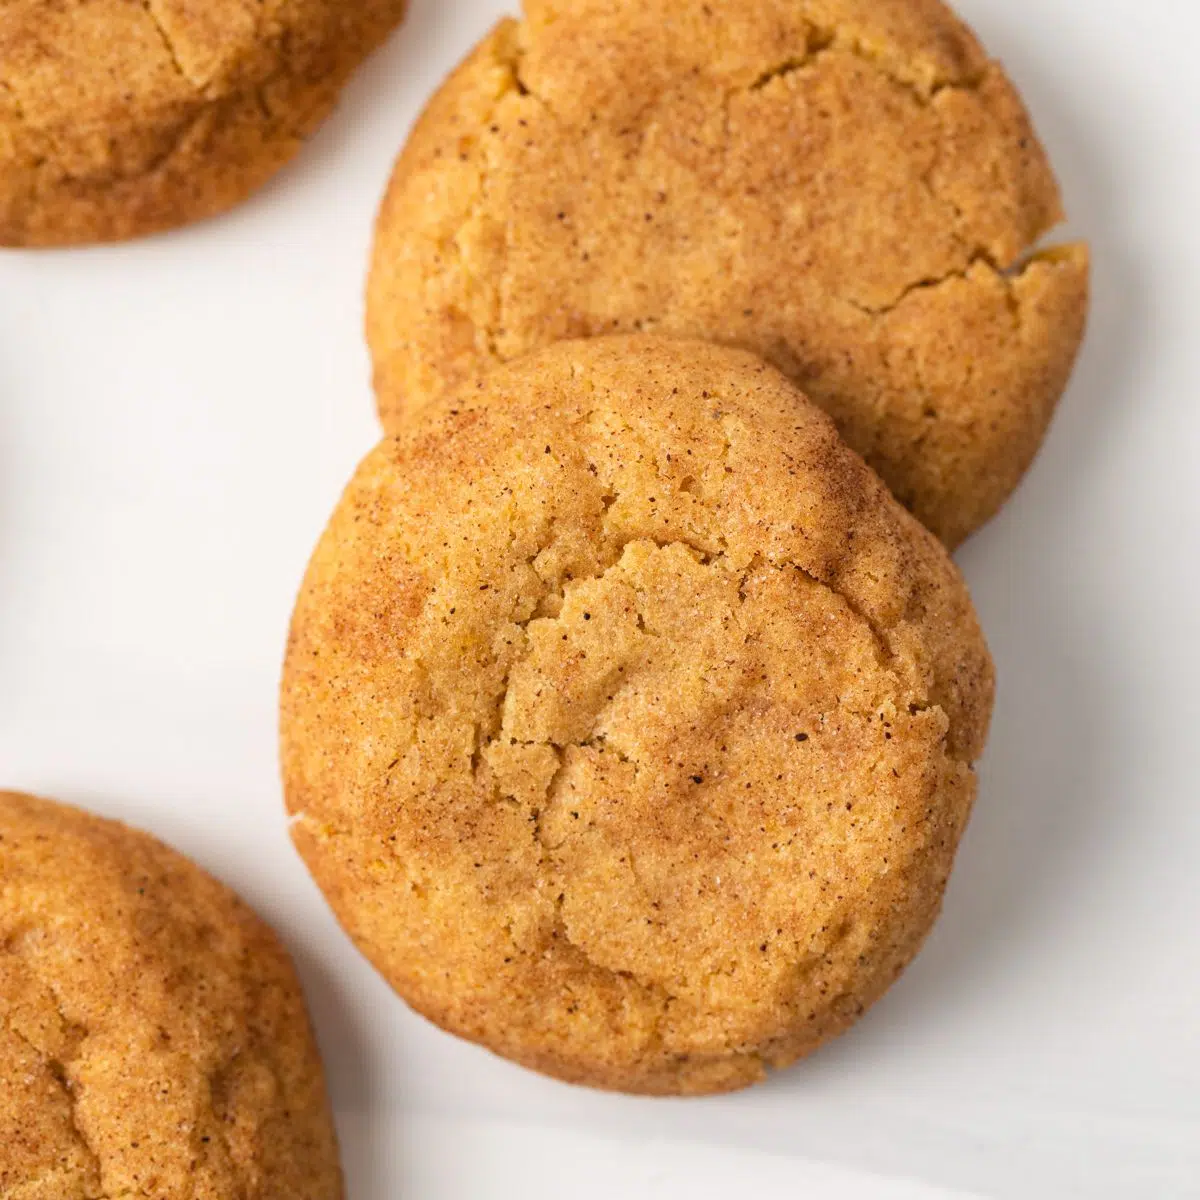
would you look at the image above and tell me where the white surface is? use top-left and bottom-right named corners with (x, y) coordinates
top-left (1, 0), bottom-right (1197, 1196)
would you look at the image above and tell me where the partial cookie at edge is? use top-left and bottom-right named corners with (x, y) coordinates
top-left (0, 0), bottom-right (408, 246)
top-left (0, 791), bottom-right (343, 1199)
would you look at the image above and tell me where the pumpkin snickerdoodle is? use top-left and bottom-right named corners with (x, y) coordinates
top-left (0, 791), bottom-right (343, 1199)
top-left (0, 0), bottom-right (408, 246)
top-left (282, 337), bottom-right (995, 1095)
top-left (367, 0), bottom-right (1089, 547)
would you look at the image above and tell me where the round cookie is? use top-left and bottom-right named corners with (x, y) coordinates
top-left (0, 791), bottom-right (343, 1199)
top-left (0, 0), bottom-right (408, 246)
top-left (282, 336), bottom-right (995, 1095)
top-left (366, 0), bottom-right (1090, 547)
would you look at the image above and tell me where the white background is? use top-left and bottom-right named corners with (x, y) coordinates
top-left (2, 0), bottom-right (1198, 1196)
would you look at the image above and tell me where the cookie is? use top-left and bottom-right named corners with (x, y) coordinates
top-left (0, 0), bottom-right (408, 246)
top-left (282, 337), bottom-right (995, 1095)
top-left (366, 0), bottom-right (1089, 547)
top-left (0, 791), bottom-right (343, 1198)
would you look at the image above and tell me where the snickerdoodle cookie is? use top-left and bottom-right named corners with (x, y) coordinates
top-left (0, 0), bottom-right (407, 246)
top-left (282, 337), bottom-right (995, 1095)
top-left (367, 0), bottom-right (1089, 547)
top-left (0, 791), bottom-right (342, 1199)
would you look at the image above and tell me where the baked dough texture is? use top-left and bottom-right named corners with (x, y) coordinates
top-left (367, 0), bottom-right (1090, 547)
top-left (282, 337), bottom-right (995, 1095)
top-left (0, 0), bottom-right (408, 246)
top-left (0, 791), bottom-right (343, 1199)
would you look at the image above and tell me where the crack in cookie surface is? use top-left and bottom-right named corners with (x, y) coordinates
top-left (463, 531), bottom-right (933, 1028)
top-left (428, 25), bottom-right (1043, 366)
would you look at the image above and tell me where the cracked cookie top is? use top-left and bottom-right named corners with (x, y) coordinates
top-left (0, 791), bottom-right (342, 1199)
top-left (367, 0), bottom-right (1090, 546)
top-left (282, 336), bottom-right (995, 1095)
top-left (0, 0), bottom-right (408, 246)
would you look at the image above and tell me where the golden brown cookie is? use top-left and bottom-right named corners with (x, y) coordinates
top-left (366, 0), bottom-right (1090, 547)
top-left (0, 0), bottom-right (408, 246)
top-left (282, 337), bottom-right (995, 1096)
top-left (0, 791), bottom-right (343, 1199)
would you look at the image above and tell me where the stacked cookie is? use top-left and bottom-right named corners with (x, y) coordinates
top-left (1, 0), bottom-right (1090, 1186)
top-left (283, 336), bottom-right (995, 1094)
top-left (282, 0), bottom-right (1086, 1093)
